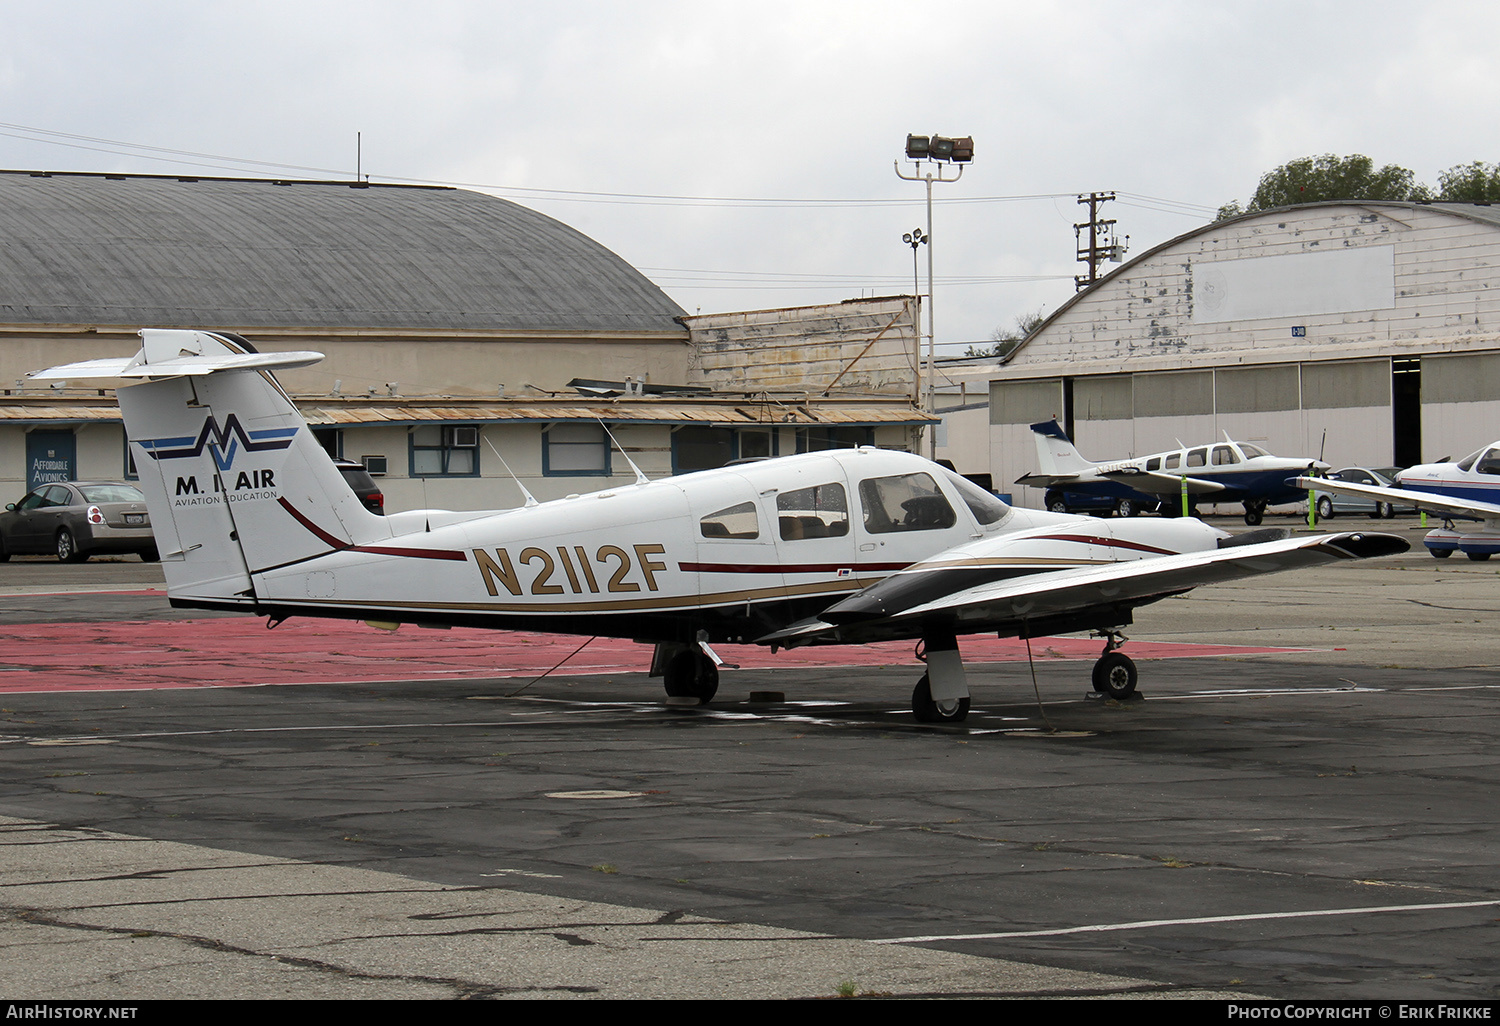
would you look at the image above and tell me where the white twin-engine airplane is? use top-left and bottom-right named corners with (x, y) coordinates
top-left (1297, 444), bottom-right (1500, 560)
top-left (34, 330), bottom-right (1409, 723)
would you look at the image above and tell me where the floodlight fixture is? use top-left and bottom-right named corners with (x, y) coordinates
top-left (905, 134), bottom-right (930, 159)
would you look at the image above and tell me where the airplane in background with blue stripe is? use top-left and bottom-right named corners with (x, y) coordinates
top-left (1017, 420), bottom-right (1329, 526)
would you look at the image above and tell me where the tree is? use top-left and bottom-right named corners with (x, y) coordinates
top-left (1217, 154), bottom-right (1429, 219)
top-left (1436, 161), bottom-right (1500, 202)
top-left (965, 310), bottom-right (1045, 358)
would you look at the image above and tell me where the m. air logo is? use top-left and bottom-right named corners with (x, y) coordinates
top-left (137, 414), bottom-right (297, 470)
top-left (135, 414), bottom-right (295, 507)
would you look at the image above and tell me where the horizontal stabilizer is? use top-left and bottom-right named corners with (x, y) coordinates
top-left (1014, 472), bottom-right (1077, 487)
top-left (29, 350), bottom-right (324, 380)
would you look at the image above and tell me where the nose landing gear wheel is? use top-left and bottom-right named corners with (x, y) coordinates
top-left (1092, 651), bottom-right (1138, 698)
top-left (912, 674), bottom-right (970, 723)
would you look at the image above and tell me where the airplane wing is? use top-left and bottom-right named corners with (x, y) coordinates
top-left (1097, 468), bottom-right (1225, 495)
top-left (1293, 476), bottom-right (1500, 522)
top-left (759, 530), bottom-right (1407, 646)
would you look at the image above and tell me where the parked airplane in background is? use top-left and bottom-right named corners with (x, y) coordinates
top-left (32, 331), bottom-right (1406, 722)
top-left (1017, 420), bottom-right (1329, 525)
top-left (1298, 443), bottom-right (1500, 560)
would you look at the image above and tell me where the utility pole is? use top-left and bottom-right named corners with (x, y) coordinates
top-left (1074, 192), bottom-right (1128, 291)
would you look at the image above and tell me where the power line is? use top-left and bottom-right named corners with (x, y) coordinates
top-left (0, 120), bottom-right (1217, 216)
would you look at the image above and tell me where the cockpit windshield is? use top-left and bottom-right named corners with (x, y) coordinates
top-left (940, 469), bottom-right (1011, 527)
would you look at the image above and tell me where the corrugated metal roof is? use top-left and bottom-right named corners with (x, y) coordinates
top-left (0, 171), bottom-right (687, 335)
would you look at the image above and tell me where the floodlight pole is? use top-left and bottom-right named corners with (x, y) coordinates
top-left (895, 156), bottom-right (964, 460)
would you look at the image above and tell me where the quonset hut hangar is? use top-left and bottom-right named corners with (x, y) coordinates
top-left (0, 171), bottom-right (928, 508)
top-left (960, 200), bottom-right (1500, 511)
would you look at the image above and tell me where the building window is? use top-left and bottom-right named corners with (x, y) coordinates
top-left (795, 426), bottom-right (872, 453)
top-left (671, 426), bottom-right (779, 474)
top-left (410, 425), bottom-right (479, 477)
top-left (313, 428), bottom-right (343, 459)
top-left (543, 423), bottom-right (610, 477)
top-left (673, 426), bottom-right (736, 473)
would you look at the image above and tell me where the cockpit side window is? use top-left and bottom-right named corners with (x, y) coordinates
top-left (1478, 449), bottom-right (1500, 476)
top-left (858, 472), bottom-right (958, 534)
top-left (700, 501), bottom-right (759, 539)
top-left (1211, 445), bottom-right (1239, 466)
top-left (777, 483), bottom-right (849, 540)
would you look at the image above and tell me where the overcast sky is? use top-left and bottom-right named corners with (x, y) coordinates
top-left (5, 0), bottom-right (1499, 350)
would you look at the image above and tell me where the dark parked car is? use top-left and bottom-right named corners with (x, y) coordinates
top-left (335, 459), bottom-right (384, 514)
top-left (0, 481), bottom-right (157, 562)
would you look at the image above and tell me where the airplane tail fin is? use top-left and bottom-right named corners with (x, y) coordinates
top-left (35, 329), bottom-right (390, 611)
top-left (1029, 419), bottom-right (1096, 478)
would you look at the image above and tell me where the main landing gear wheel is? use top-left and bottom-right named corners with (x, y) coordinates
top-left (1092, 651), bottom-right (1138, 698)
top-left (1467, 552), bottom-right (1492, 562)
top-left (663, 650), bottom-right (719, 703)
top-left (1432, 548), bottom-right (1452, 558)
top-left (911, 673), bottom-right (970, 723)
top-left (1243, 501), bottom-right (1266, 526)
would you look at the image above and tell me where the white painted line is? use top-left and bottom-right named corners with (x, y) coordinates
top-left (871, 898), bottom-right (1500, 944)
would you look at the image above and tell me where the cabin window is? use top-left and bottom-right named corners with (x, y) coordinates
top-left (1146, 457), bottom-right (1161, 472)
top-left (777, 483), bottom-right (849, 540)
top-left (1211, 445), bottom-right (1239, 466)
top-left (1164, 453), bottom-right (1181, 470)
top-left (410, 424), bottom-right (480, 477)
top-left (543, 424), bottom-right (610, 477)
top-left (858, 473), bottom-right (957, 534)
top-left (1186, 448), bottom-right (1207, 468)
top-left (700, 501), bottom-right (759, 540)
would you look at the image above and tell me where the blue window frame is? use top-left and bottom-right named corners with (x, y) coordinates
top-left (671, 426), bottom-right (780, 474)
top-left (409, 425), bottom-right (480, 477)
top-left (543, 423), bottom-right (611, 477)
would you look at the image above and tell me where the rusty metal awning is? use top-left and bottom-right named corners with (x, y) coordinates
top-left (0, 396), bottom-right (935, 427)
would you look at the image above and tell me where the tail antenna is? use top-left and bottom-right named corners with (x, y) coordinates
top-left (597, 419), bottom-right (649, 486)
top-left (482, 435), bottom-right (540, 507)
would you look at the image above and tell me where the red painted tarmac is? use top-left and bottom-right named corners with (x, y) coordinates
top-left (0, 596), bottom-right (1309, 693)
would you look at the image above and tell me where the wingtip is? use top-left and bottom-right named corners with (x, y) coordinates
top-left (1319, 532), bottom-right (1411, 559)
